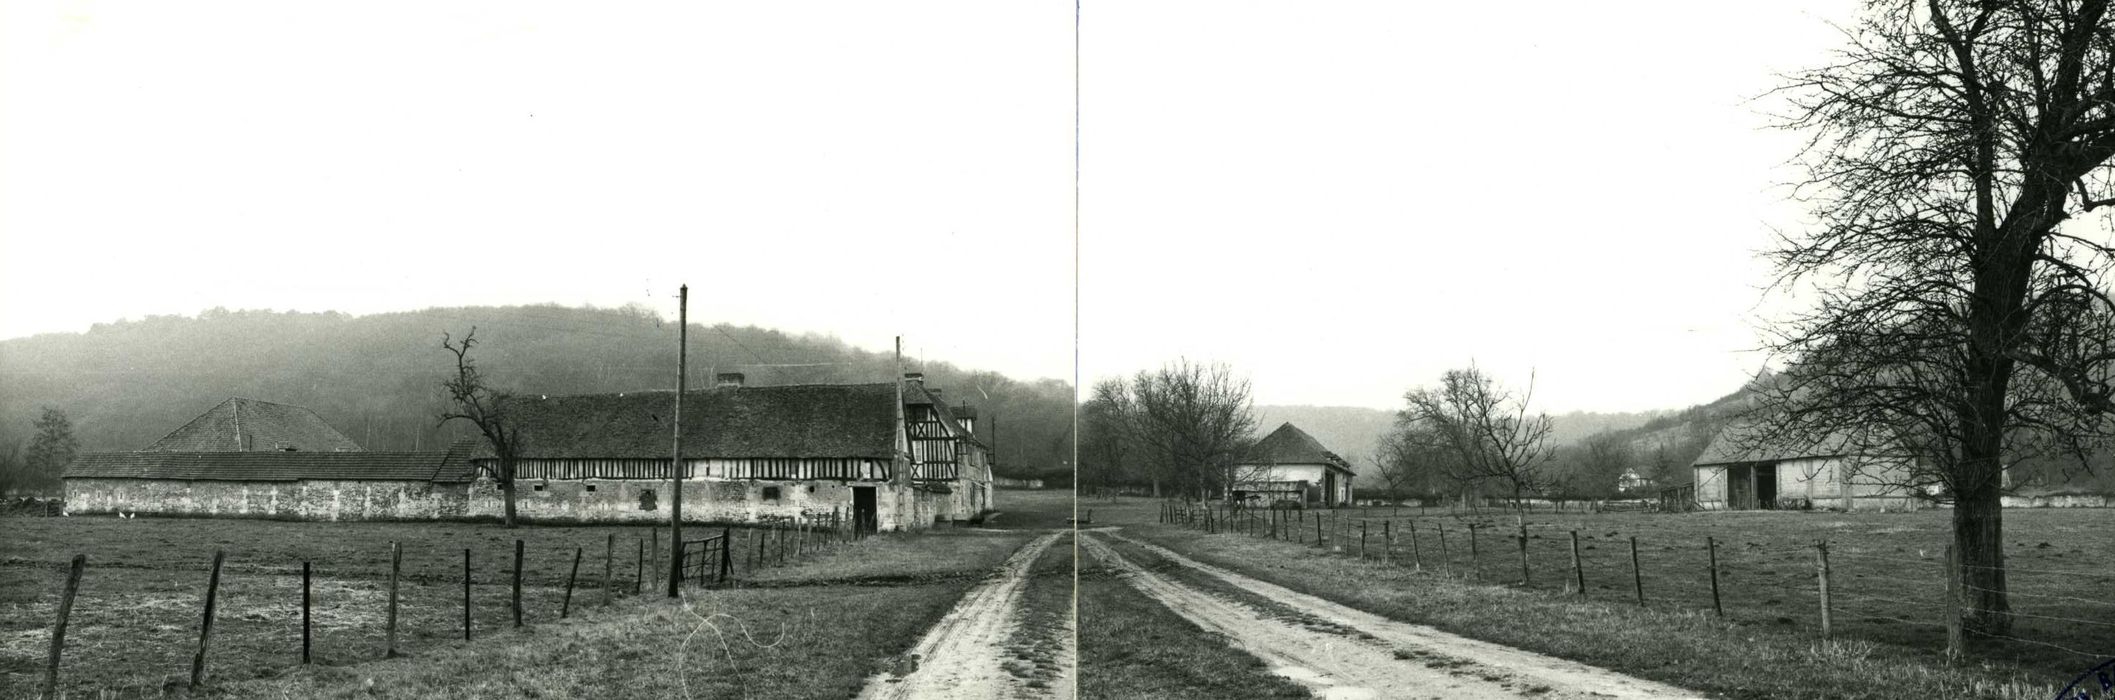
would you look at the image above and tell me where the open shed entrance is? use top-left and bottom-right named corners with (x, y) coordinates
top-left (853, 486), bottom-right (877, 534)
top-left (1725, 463), bottom-right (1780, 510)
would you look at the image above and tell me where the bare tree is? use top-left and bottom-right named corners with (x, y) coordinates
top-left (1400, 367), bottom-right (1557, 510)
top-left (1079, 377), bottom-right (1142, 497)
top-left (439, 328), bottom-right (527, 528)
top-left (24, 408), bottom-right (77, 495)
top-left (1372, 415), bottom-right (1452, 502)
top-left (1125, 360), bottom-right (1258, 501)
top-left (1769, 0), bottom-right (2115, 635)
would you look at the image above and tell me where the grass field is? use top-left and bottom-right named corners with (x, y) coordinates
top-left (0, 510), bottom-right (1036, 698)
top-left (1098, 495), bottom-right (2114, 698)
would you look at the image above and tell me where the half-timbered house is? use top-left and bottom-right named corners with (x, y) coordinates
top-left (489, 372), bottom-right (993, 531)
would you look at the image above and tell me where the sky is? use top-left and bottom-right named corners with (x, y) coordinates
top-left (0, 0), bottom-right (1076, 381)
top-left (1081, 1), bottom-right (1865, 413)
top-left (5, 1), bottom-right (1867, 412)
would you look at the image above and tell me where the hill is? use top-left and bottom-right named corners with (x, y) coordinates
top-left (0, 305), bottom-right (1073, 480)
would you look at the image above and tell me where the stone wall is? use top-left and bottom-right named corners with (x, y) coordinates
top-left (65, 476), bottom-right (988, 529)
top-left (65, 478), bottom-right (472, 521)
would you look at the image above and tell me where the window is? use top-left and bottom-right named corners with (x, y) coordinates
top-left (533, 483), bottom-right (547, 492)
top-left (762, 486), bottom-right (782, 501)
top-left (807, 485), bottom-right (816, 494)
top-left (585, 484), bottom-right (597, 493)
top-left (639, 490), bottom-right (657, 511)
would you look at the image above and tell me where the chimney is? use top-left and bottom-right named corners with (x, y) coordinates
top-left (715, 372), bottom-right (745, 389)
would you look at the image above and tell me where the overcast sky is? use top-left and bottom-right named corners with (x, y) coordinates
top-left (6, 1), bottom-right (1865, 413)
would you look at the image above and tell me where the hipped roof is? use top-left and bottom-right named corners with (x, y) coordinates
top-left (147, 398), bottom-right (363, 452)
top-left (1239, 422), bottom-right (1354, 474)
top-left (494, 383), bottom-right (902, 460)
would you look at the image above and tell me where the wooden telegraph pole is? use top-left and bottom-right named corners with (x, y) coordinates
top-left (667, 284), bottom-right (688, 598)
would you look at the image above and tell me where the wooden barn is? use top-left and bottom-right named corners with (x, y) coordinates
top-left (1690, 422), bottom-right (1924, 511)
top-left (63, 398), bottom-right (480, 520)
top-left (1228, 422), bottom-right (1355, 507)
top-left (492, 372), bottom-right (994, 531)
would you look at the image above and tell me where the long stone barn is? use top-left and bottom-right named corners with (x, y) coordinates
top-left (63, 373), bottom-right (996, 531)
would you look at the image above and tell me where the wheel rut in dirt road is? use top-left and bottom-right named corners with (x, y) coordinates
top-left (856, 531), bottom-right (1066, 700)
top-left (1083, 530), bottom-right (1702, 700)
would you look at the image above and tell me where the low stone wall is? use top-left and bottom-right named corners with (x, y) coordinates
top-left (2001, 493), bottom-right (2114, 508)
top-left (65, 476), bottom-right (989, 530)
top-left (65, 478), bottom-right (472, 521)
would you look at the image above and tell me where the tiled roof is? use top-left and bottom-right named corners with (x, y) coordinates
top-left (495, 383), bottom-right (901, 460)
top-left (146, 398), bottom-right (363, 452)
top-left (65, 440), bottom-right (476, 482)
top-left (1240, 422), bottom-right (1353, 474)
top-left (1691, 422), bottom-right (1854, 467)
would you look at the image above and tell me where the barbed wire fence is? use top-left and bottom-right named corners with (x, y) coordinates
top-left (1157, 501), bottom-right (2115, 667)
top-left (28, 512), bottom-right (859, 699)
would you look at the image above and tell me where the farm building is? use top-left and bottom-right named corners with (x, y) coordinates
top-left (1228, 422), bottom-right (1354, 507)
top-left (63, 374), bottom-right (996, 530)
top-left (1690, 422), bottom-right (1924, 511)
top-left (494, 372), bottom-right (994, 531)
top-left (64, 398), bottom-right (483, 520)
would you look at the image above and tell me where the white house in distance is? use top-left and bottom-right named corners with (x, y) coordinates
top-left (1229, 422), bottom-right (1355, 507)
top-left (1690, 422), bottom-right (1923, 511)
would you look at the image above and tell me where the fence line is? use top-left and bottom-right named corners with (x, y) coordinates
top-left (1160, 500), bottom-right (2115, 664)
top-left (32, 511), bottom-right (859, 695)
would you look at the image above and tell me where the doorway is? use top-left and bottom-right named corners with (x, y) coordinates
top-left (853, 487), bottom-right (878, 534)
top-left (1755, 464), bottom-right (1779, 509)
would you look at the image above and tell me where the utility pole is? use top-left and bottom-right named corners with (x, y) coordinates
top-left (667, 284), bottom-right (687, 598)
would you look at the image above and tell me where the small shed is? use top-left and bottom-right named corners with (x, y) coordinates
top-left (1230, 422), bottom-right (1355, 507)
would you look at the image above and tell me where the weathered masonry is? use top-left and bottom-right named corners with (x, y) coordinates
top-left (495, 372), bottom-right (994, 531)
top-left (63, 375), bottom-right (997, 531)
top-left (64, 398), bottom-right (482, 520)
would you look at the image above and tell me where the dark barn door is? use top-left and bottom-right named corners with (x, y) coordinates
top-left (1755, 464), bottom-right (1779, 509)
top-left (853, 487), bottom-right (878, 534)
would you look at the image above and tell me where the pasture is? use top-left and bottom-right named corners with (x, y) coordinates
top-left (1100, 496), bottom-right (2115, 697)
top-left (0, 513), bottom-right (996, 698)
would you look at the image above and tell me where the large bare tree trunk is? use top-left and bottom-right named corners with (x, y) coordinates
top-left (1953, 479), bottom-right (2009, 635)
top-left (500, 460), bottom-right (519, 529)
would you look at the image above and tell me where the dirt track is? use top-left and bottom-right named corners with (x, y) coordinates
top-left (856, 531), bottom-right (1066, 700)
top-left (1085, 530), bottom-right (1701, 700)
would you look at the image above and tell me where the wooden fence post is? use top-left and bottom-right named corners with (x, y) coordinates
top-left (719, 528), bottom-right (733, 583)
top-left (387, 542), bottom-right (402, 658)
top-left (604, 534), bottom-right (615, 606)
top-left (189, 548), bottom-right (226, 690)
top-left (41, 554), bottom-right (85, 700)
top-left (635, 538), bottom-right (645, 595)
top-left (1629, 536), bottom-right (1644, 607)
top-left (1816, 541), bottom-right (1831, 639)
top-left (1408, 521), bottom-right (1422, 570)
top-left (1315, 515), bottom-right (1324, 549)
top-left (1707, 536), bottom-right (1722, 618)
top-left (1437, 522), bottom-right (1449, 568)
top-left (1569, 530), bottom-right (1584, 596)
top-left (562, 547), bottom-right (582, 619)
top-left (1360, 521), bottom-right (1368, 558)
top-left (1383, 521), bottom-right (1393, 564)
top-left (1944, 544), bottom-right (1964, 661)
top-left (650, 528), bottom-right (660, 586)
top-left (1468, 524), bottom-right (1480, 581)
top-left (1518, 523), bottom-right (1531, 586)
top-left (463, 548), bottom-right (472, 641)
top-left (512, 539), bottom-right (524, 628)
top-left (302, 561), bottom-right (312, 664)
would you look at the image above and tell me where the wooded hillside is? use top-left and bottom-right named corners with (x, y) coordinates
top-left (0, 305), bottom-right (1073, 480)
